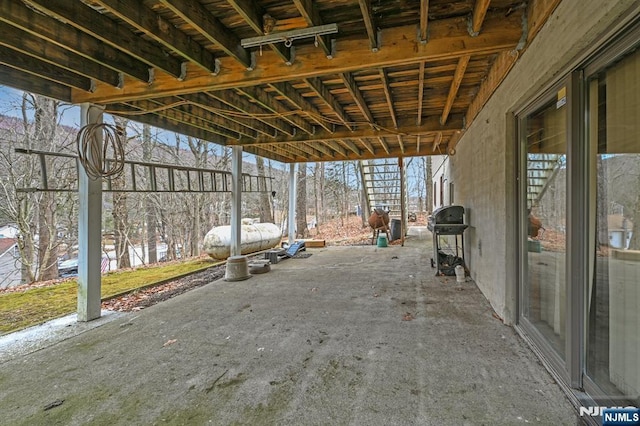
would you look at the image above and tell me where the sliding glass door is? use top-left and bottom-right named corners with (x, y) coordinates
top-left (519, 85), bottom-right (568, 361)
top-left (585, 43), bottom-right (640, 406)
top-left (518, 21), bottom-right (640, 408)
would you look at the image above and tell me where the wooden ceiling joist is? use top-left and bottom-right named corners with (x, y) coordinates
top-left (304, 77), bottom-right (353, 130)
top-left (0, 0), bottom-right (554, 164)
top-left (0, 45), bottom-right (93, 92)
top-left (359, 138), bottom-right (376, 156)
top-left (179, 93), bottom-right (266, 138)
top-left (25, 0), bottom-right (186, 80)
top-left (226, 0), bottom-right (294, 65)
top-left (233, 115), bottom-right (463, 146)
top-left (292, 0), bottom-right (333, 58)
top-left (358, 0), bottom-right (378, 52)
top-left (269, 82), bottom-right (333, 133)
top-left (420, 0), bottom-right (429, 43)
top-left (92, 0), bottom-right (219, 74)
top-left (341, 72), bottom-right (374, 124)
top-left (1, 0), bottom-right (151, 83)
top-left (207, 90), bottom-right (293, 137)
top-left (441, 55), bottom-right (470, 125)
top-left (341, 139), bottom-right (363, 157)
top-left (379, 69), bottom-right (398, 129)
top-left (432, 132), bottom-right (443, 152)
top-left (377, 137), bottom-right (391, 155)
top-left (0, 22), bottom-right (121, 88)
top-left (158, 0), bottom-right (253, 70)
top-left (238, 86), bottom-right (314, 135)
top-left (120, 99), bottom-right (242, 140)
top-left (73, 11), bottom-right (523, 104)
top-left (469, 0), bottom-right (492, 36)
top-left (397, 135), bottom-right (406, 155)
top-left (0, 64), bottom-right (71, 102)
top-left (417, 62), bottom-right (426, 126)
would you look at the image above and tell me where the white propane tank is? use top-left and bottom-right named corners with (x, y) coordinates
top-left (203, 222), bottom-right (282, 260)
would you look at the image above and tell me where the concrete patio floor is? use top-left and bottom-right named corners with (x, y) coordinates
top-left (0, 227), bottom-right (580, 425)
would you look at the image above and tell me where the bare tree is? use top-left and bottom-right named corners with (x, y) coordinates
top-left (296, 163), bottom-right (309, 238)
top-left (141, 124), bottom-right (158, 263)
top-left (111, 117), bottom-right (131, 268)
top-left (256, 156), bottom-right (274, 223)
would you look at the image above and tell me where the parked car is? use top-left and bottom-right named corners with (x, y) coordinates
top-left (58, 258), bottom-right (78, 277)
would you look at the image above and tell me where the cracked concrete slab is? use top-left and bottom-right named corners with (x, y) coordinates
top-left (0, 229), bottom-right (579, 425)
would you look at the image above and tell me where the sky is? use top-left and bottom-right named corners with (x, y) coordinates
top-left (0, 85), bottom-right (81, 128)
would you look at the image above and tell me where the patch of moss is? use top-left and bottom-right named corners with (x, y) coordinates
top-left (0, 258), bottom-right (220, 335)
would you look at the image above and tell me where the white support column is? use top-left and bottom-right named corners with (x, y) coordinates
top-left (77, 104), bottom-right (103, 321)
top-left (230, 146), bottom-right (242, 256)
top-left (288, 163), bottom-right (297, 245)
top-left (224, 146), bottom-right (250, 281)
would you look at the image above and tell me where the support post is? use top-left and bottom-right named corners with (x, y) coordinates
top-left (288, 163), bottom-right (297, 245)
top-left (399, 156), bottom-right (406, 246)
top-left (77, 104), bottom-right (103, 321)
top-left (224, 146), bottom-right (250, 281)
top-left (230, 146), bottom-right (242, 257)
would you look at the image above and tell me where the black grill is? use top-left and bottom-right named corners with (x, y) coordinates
top-left (428, 205), bottom-right (468, 276)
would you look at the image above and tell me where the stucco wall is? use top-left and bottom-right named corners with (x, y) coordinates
top-left (448, 0), bottom-right (638, 324)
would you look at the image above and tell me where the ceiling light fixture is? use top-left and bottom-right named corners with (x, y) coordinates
top-left (241, 23), bottom-right (338, 49)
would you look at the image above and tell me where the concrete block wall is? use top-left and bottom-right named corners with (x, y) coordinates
top-left (447, 0), bottom-right (638, 324)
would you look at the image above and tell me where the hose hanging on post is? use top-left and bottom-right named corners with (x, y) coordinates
top-left (76, 123), bottom-right (125, 180)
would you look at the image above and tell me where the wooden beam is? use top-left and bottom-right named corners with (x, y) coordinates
top-left (269, 82), bottom-right (333, 133)
top-left (0, 64), bottom-right (71, 102)
top-left (245, 145), bottom-right (295, 163)
top-left (417, 62), bottom-right (426, 126)
top-left (420, 0), bottom-right (429, 43)
top-left (358, 0), bottom-right (378, 52)
top-left (341, 72), bottom-right (374, 123)
top-left (304, 77), bottom-right (353, 130)
top-left (232, 115), bottom-right (463, 146)
top-left (527, 0), bottom-right (563, 43)
top-left (158, 0), bottom-right (252, 69)
top-left (26, 0), bottom-right (185, 79)
top-left (432, 132), bottom-right (443, 152)
top-left (464, 0), bottom-right (561, 130)
top-left (465, 50), bottom-right (517, 126)
top-left (379, 69), bottom-right (398, 129)
top-left (0, 45), bottom-right (93, 92)
top-left (107, 106), bottom-right (226, 144)
top-left (441, 55), bottom-right (470, 125)
top-left (208, 90), bottom-right (293, 137)
top-left (397, 135), bottom-right (405, 155)
top-left (238, 86), bottom-right (314, 135)
top-left (292, 0), bottom-right (333, 58)
top-left (469, 0), bottom-right (492, 36)
top-left (180, 93), bottom-right (273, 137)
top-left (74, 12), bottom-right (524, 103)
top-left (226, 0), bottom-right (294, 64)
top-left (341, 139), bottom-right (363, 157)
top-left (378, 137), bottom-right (390, 155)
top-left (0, 23), bottom-right (121, 87)
top-left (359, 138), bottom-right (376, 155)
top-left (306, 142), bottom-right (336, 158)
top-left (92, 0), bottom-right (218, 74)
top-left (325, 141), bottom-right (349, 157)
top-left (447, 130), bottom-right (463, 155)
top-left (113, 100), bottom-right (242, 140)
top-left (0, 0), bottom-right (150, 83)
